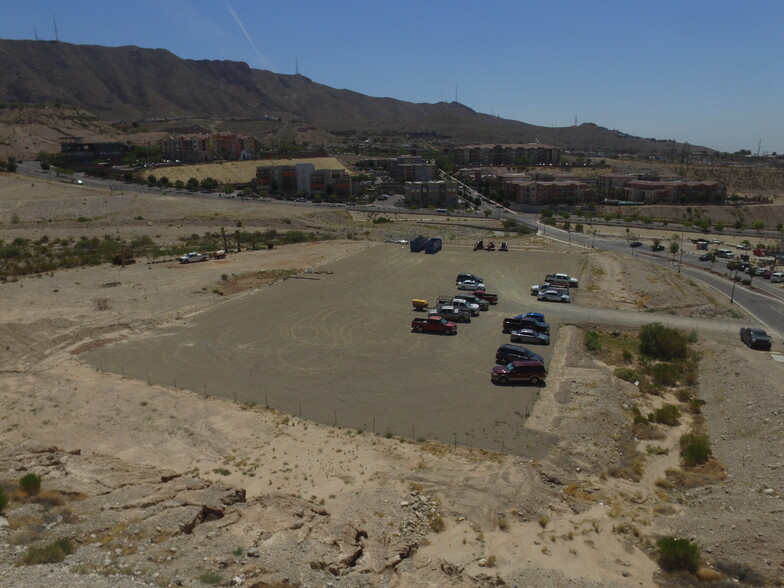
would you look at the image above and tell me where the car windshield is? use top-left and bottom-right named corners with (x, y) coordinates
top-left (439, 318), bottom-right (449, 325)
top-left (750, 329), bottom-right (767, 337)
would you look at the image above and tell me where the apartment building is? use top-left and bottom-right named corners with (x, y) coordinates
top-left (404, 181), bottom-right (459, 208)
top-left (450, 143), bottom-right (561, 167)
top-left (501, 178), bottom-right (595, 206)
top-left (160, 133), bottom-right (257, 163)
top-left (254, 163), bottom-right (351, 198)
top-left (624, 180), bottom-right (726, 203)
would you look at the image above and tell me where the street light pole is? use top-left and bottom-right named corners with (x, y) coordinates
top-left (730, 270), bottom-right (738, 304)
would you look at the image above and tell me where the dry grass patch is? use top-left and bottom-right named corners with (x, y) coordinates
top-left (214, 268), bottom-right (300, 296)
top-left (664, 459), bottom-right (727, 488)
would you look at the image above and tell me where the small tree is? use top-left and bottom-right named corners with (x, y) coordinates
top-left (19, 472), bottom-right (42, 496)
top-left (0, 485), bottom-right (8, 513)
top-left (657, 537), bottom-right (700, 573)
top-left (680, 433), bottom-right (712, 466)
top-left (669, 241), bottom-right (680, 258)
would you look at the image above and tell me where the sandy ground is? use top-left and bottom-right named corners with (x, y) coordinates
top-left (1, 173), bottom-right (783, 587)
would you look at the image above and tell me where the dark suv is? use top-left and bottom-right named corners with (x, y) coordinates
top-left (740, 327), bottom-right (772, 350)
top-left (491, 360), bottom-right (547, 385)
top-left (495, 343), bottom-right (544, 365)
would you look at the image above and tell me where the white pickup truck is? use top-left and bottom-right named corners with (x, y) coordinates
top-left (178, 252), bottom-right (210, 264)
top-left (428, 305), bottom-right (472, 323)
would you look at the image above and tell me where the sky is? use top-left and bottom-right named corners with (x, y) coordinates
top-left (2, 0), bottom-right (783, 154)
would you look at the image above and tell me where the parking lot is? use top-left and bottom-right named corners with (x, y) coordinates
top-left (86, 244), bottom-right (583, 455)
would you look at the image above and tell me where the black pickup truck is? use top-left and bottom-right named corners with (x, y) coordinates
top-left (502, 315), bottom-right (550, 334)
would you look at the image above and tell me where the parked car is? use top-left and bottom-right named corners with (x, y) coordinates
top-left (537, 289), bottom-right (571, 303)
top-left (495, 343), bottom-right (544, 365)
top-left (698, 253), bottom-right (712, 261)
top-left (740, 327), bottom-right (771, 350)
top-left (510, 328), bottom-right (550, 345)
top-left (522, 312), bottom-right (545, 323)
top-left (178, 252), bottom-right (210, 263)
top-left (411, 316), bottom-right (457, 335)
top-left (456, 273), bottom-right (483, 285)
top-left (456, 279), bottom-right (486, 291)
top-left (491, 360), bottom-right (547, 385)
top-left (629, 241), bottom-right (643, 248)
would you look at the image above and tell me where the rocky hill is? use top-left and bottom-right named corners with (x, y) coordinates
top-left (0, 39), bottom-right (705, 153)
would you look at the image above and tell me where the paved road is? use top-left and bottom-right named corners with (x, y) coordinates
top-left (507, 213), bottom-right (784, 338)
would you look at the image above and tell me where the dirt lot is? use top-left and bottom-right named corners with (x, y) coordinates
top-left (1, 172), bottom-right (783, 587)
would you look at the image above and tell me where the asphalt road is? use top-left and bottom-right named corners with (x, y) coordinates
top-left (510, 214), bottom-right (784, 338)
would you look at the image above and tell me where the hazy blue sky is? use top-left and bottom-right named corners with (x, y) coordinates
top-left (2, 0), bottom-right (782, 153)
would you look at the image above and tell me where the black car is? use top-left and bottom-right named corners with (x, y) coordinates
top-left (651, 244), bottom-right (665, 252)
top-left (698, 253), bottom-right (712, 261)
top-left (629, 241), bottom-right (643, 247)
top-left (495, 343), bottom-right (544, 365)
top-left (740, 327), bottom-right (772, 350)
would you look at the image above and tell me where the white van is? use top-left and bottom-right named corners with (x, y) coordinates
top-left (771, 272), bottom-right (784, 283)
top-left (716, 249), bottom-right (734, 259)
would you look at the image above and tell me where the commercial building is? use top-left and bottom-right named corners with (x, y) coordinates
top-left (60, 137), bottom-right (127, 164)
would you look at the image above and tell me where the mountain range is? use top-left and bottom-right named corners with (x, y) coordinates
top-left (0, 39), bottom-right (704, 154)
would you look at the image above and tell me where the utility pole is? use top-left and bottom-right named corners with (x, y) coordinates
top-left (678, 233), bottom-right (684, 273)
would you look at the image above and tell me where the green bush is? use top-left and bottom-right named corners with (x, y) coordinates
top-left (639, 323), bottom-right (688, 360)
top-left (0, 485), bottom-right (8, 512)
top-left (651, 404), bottom-right (681, 426)
top-left (680, 433), bottom-right (712, 466)
top-left (19, 473), bottom-right (42, 496)
top-left (584, 331), bottom-right (601, 351)
top-left (656, 537), bottom-right (700, 573)
top-left (651, 362), bottom-right (680, 387)
top-left (613, 367), bottom-right (640, 383)
top-left (22, 539), bottom-right (75, 565)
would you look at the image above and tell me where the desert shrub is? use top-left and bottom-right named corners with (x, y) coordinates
top-left (622, 349), bottom-right (634, 364)
top-left (651, 404), bottom-right (681, 426)
top-left (637, 379), bottom-right (660, 396)
top-left (688, 398), bottom-right (706, 415)
top-left (613, 367), bottom-right (640, 383)
top-left (22, 539), bottom-right (75, 565)
top-left (584, 331), bottom-right (601, 351)
top-left (427, 513), bottom-right (445, 532)
top-left (639, 323), bottom-right (688, 360)
top-left (0, 485), bottom-right (8, 512)
top-left (19, 473), bottom-right (42, 496)
top-left (680, 433), bottom-right (712, 466)
top-left (651, 362), bottom-right (680, 387)
top-left (656, 537), bottom-right (700, 573)
top-left (199, 572), bottom-right (223, 585)
top-left (714, 561), bottom-right (765, 585)
top-left (631, 406), bottom-right (648, 425)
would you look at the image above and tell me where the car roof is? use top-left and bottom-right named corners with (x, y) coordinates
top-left (510, 360), bottom-right (545, 367)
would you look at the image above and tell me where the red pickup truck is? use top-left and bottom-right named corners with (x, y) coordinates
top-left (411, 316), bottom-right (457, 335)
